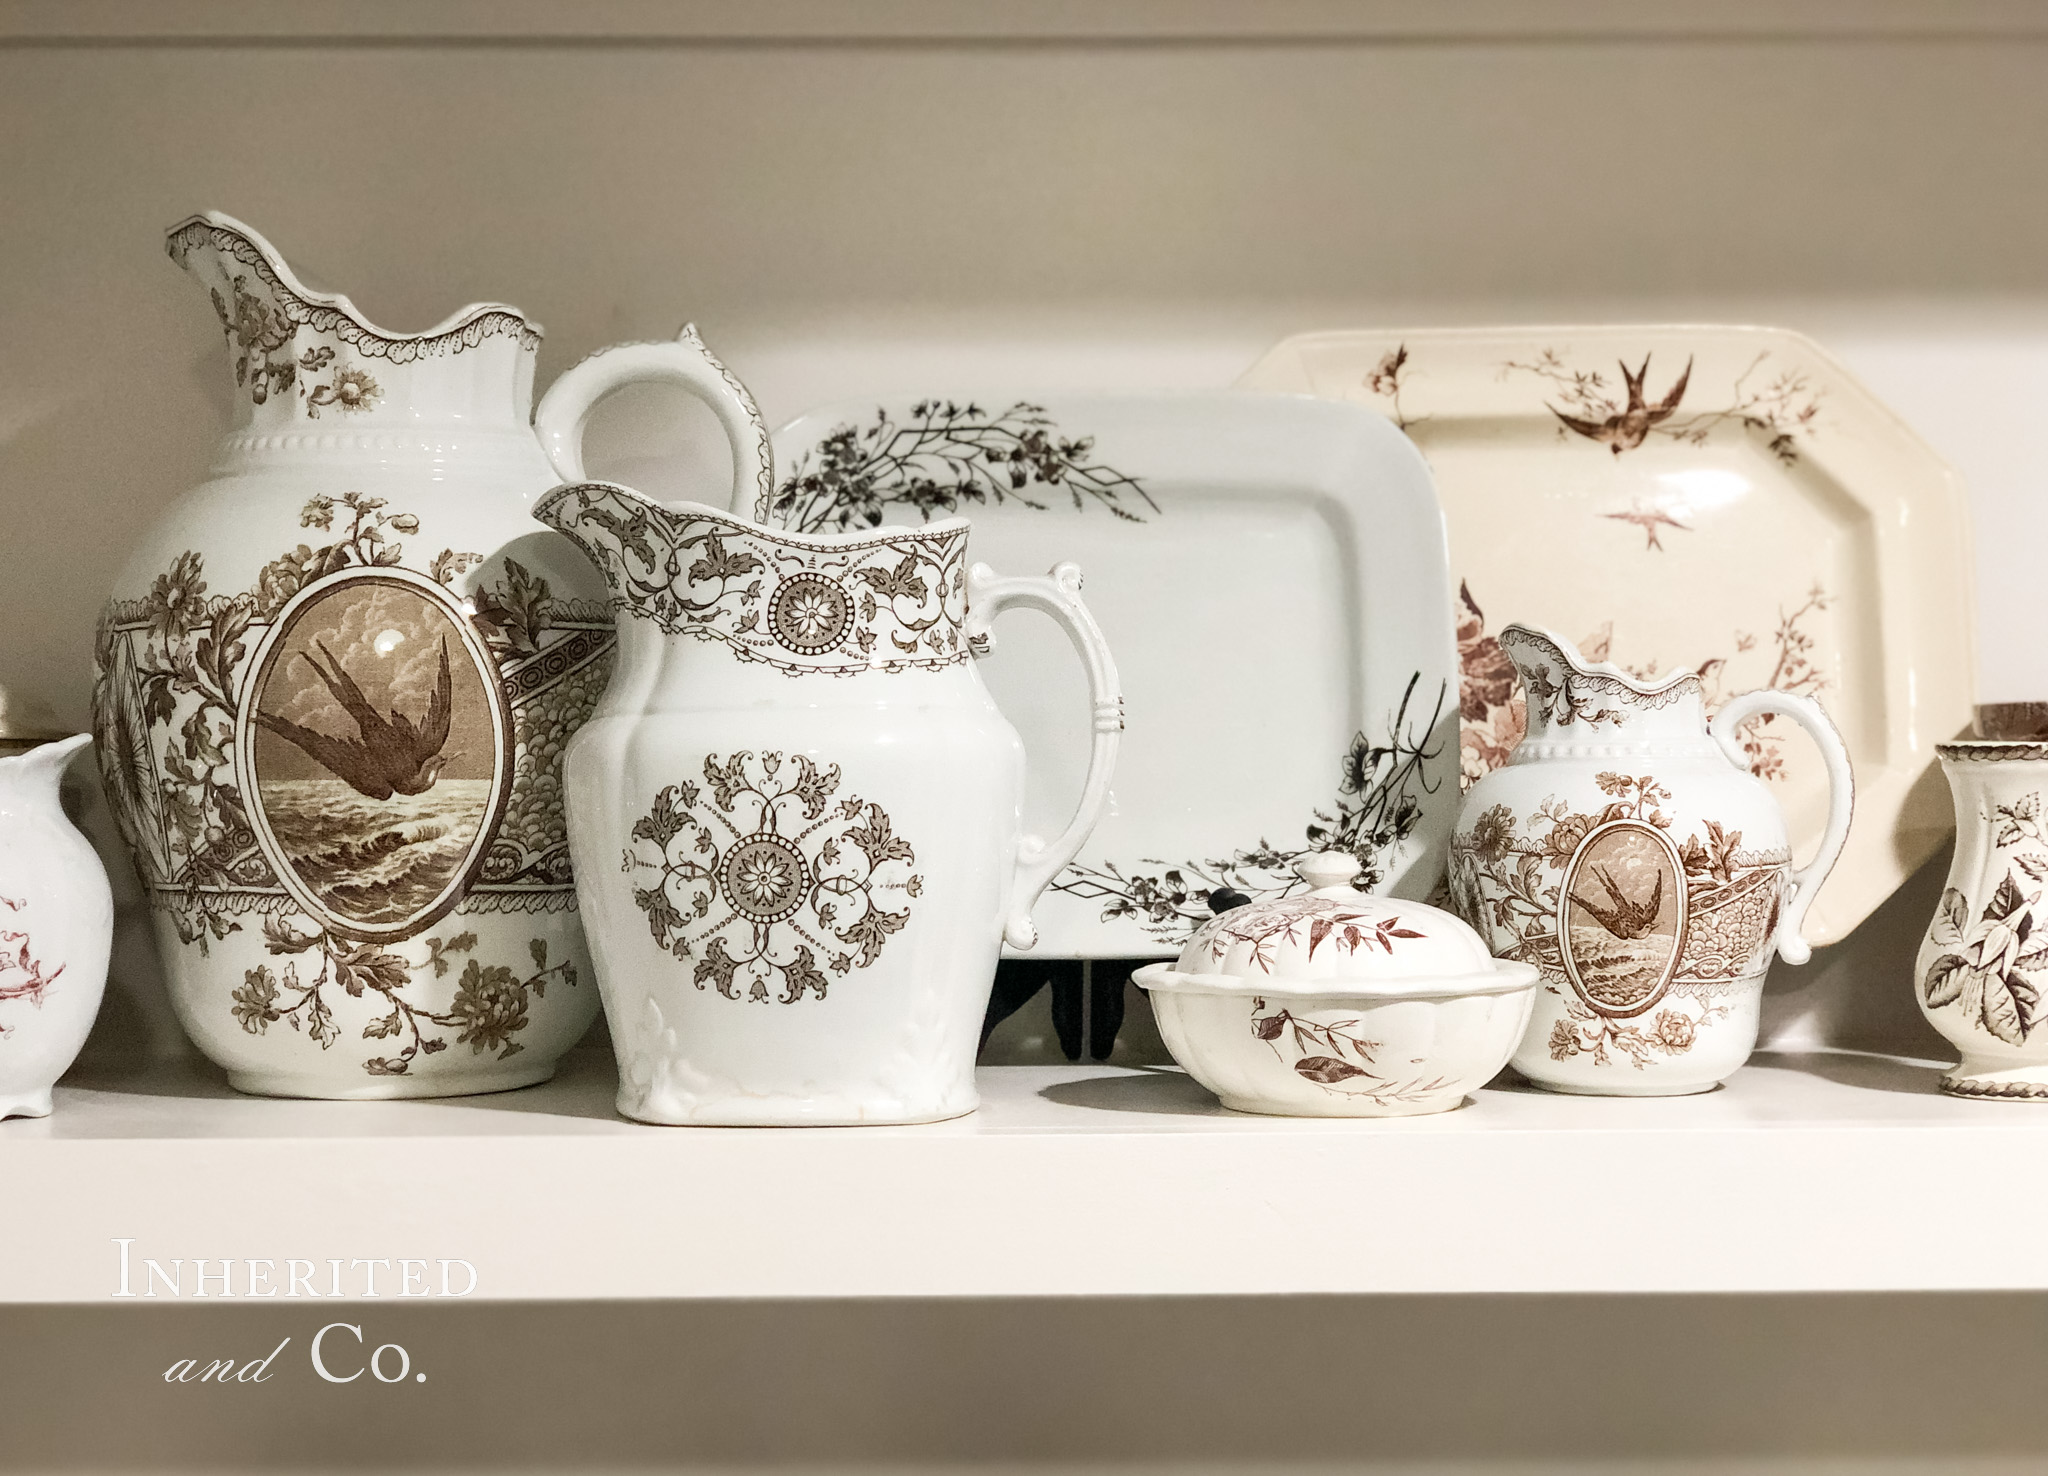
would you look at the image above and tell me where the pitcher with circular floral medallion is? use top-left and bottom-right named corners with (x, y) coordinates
top-left (533, 333), bottom-right (1124, 1124)
top-left (91, 212), bottom-right (631, 1098)
top-left (1447, 624), bottom-right (1852, 1095)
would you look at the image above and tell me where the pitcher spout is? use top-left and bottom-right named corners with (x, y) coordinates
top-left (0, 733), bottom-right (91, 805)
top-left (534, 480), bottom-right (974, 675)
top-left (166, 210), bottom-right (541, 431)
top-left (532, 479), bottom-right (684, 598)
top-left (1498, 623), bottom-right (1705, 742)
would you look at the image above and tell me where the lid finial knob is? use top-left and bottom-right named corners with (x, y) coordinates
top-left (1293, 851), bottom-right (1363, 894)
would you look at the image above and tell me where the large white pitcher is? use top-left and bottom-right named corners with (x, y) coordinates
top-left (95, 213), bottom-right (608, 1099)
top-left (535, 331), bottom-right (1122, 1124)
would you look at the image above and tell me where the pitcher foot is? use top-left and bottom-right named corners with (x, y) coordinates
top-left (0, 1086), bottom-right (54, 1119)
top-left (1941, 1061), bottom-right (2048, 1101)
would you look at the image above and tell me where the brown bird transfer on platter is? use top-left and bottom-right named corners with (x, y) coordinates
top-left (1541, 354), bottom-right (1694, 456)
top-left (1602, 500), bottom-right (1691, 551)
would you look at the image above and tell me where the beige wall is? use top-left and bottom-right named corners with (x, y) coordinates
top-left (6, 26), bottom-right (2048, 730)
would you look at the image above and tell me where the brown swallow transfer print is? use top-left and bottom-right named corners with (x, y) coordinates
top-left (253, 637), bottom-right (457, 802)
top-left (1571, 863), bottom-right (1666, 941)
top-left (1548, 355), bottom-right (1693, 456)
top-left (1499, 346), bottom-right (1819, 466)
top-left (1603, 500), bottom-right (1692, 551)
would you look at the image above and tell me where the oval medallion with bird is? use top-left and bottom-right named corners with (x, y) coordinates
top-left (237, 569), bottom-right (511, 940)
top-left (1557, 818), bottom-right (1689, 1018)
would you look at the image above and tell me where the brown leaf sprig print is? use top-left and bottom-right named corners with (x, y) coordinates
top-left (1362, 345), bottom-right (1422, 430)
top-left (1924, 871), bottom-right (2048, 1046)
top-left (1055, 673), bottom-right (1448, 944)
top-left (1249, 998), bottom-right (1456, 1102)
top-left (1544, 993), bottom-right (1727, 1068)
top-left (229, 922), bottom-right (575, 1071)
top-left (771, 400), bottom-right (1157, 534)
top-left (1195, 895), bottom-right (1426, 975)
top-left (1993, 792), bottom-right (2048, 852)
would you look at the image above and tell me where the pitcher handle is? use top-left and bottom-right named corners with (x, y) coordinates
top-left (534, 325), bottom-right (774, 520)
top-left (965, 561), bottom-right (1123, 950)
top-left (1709, 690), bottom-right (1855, 966)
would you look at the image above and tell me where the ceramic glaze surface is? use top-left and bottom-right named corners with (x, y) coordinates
top-left (771, 394), bottom-right (1458, 957)
top-left (0, 737), bottom-right (114, 1119)
top-left (1148, 987), bottom-right (1534, 1118)
top-left (1917, 743), bottom-right (2048, 1100)
top-left (1162, 851), bottom-right (1504, 986)
top-left (1448, 625), bottom-right (1852, 1096)
top-left (1134, 854), bottom-right (1536, 1117)
top-left (1239, 325), bottom-right (1972, 947)
top-left (534, 337), bottom-right (1121, 1125)
top-left (91, 214), bottom-right (608, 1099)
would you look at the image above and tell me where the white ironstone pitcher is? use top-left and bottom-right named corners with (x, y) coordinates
top-left (1448, 624), bottom-right (1852, 1095)
top-left (94, 213), bottom-right (609, 1098)
top-left (534, 332), bottom-right (1123, 1125)
top-left (0, 736), bottom-right (113, 1119)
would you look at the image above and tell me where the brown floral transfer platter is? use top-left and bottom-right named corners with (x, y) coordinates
top-left (771, 393), bottom-right (1459, 957)
top-left (1238, 325), bottom-right (1975, 945)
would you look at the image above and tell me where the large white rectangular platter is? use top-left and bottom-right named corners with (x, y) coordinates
top-left (769, 392), bottom-right (1459, 957)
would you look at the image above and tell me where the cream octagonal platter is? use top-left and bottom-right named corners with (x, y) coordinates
top-left (770, 393), bottom-right (1459, 958)
top-left (1238, 325), bottom-right (1975, 946)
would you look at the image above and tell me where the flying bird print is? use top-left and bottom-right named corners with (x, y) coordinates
top-left (1571, 864), bottom-right (1665, 941)
top-left (1550, 354), bottom-right (1693, 455)
top-left (1603, 500), bottom-right (1692, 551)
top-left (253, 637), bottom-right (457, 801)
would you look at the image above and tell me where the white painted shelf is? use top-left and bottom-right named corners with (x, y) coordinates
top-left (3, 1048), bottom-right (2042, 1303)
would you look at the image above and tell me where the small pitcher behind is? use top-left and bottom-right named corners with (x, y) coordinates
top-left (0, 736), bottom-right (113, 1119)
top-left (1448, 625), bottom-right (1852, 1095)
top-left (533, 332), bottom-right (1122, 1124)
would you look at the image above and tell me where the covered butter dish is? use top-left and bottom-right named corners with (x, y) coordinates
top-left (1134, 853), bottom-right (1537, 1117)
